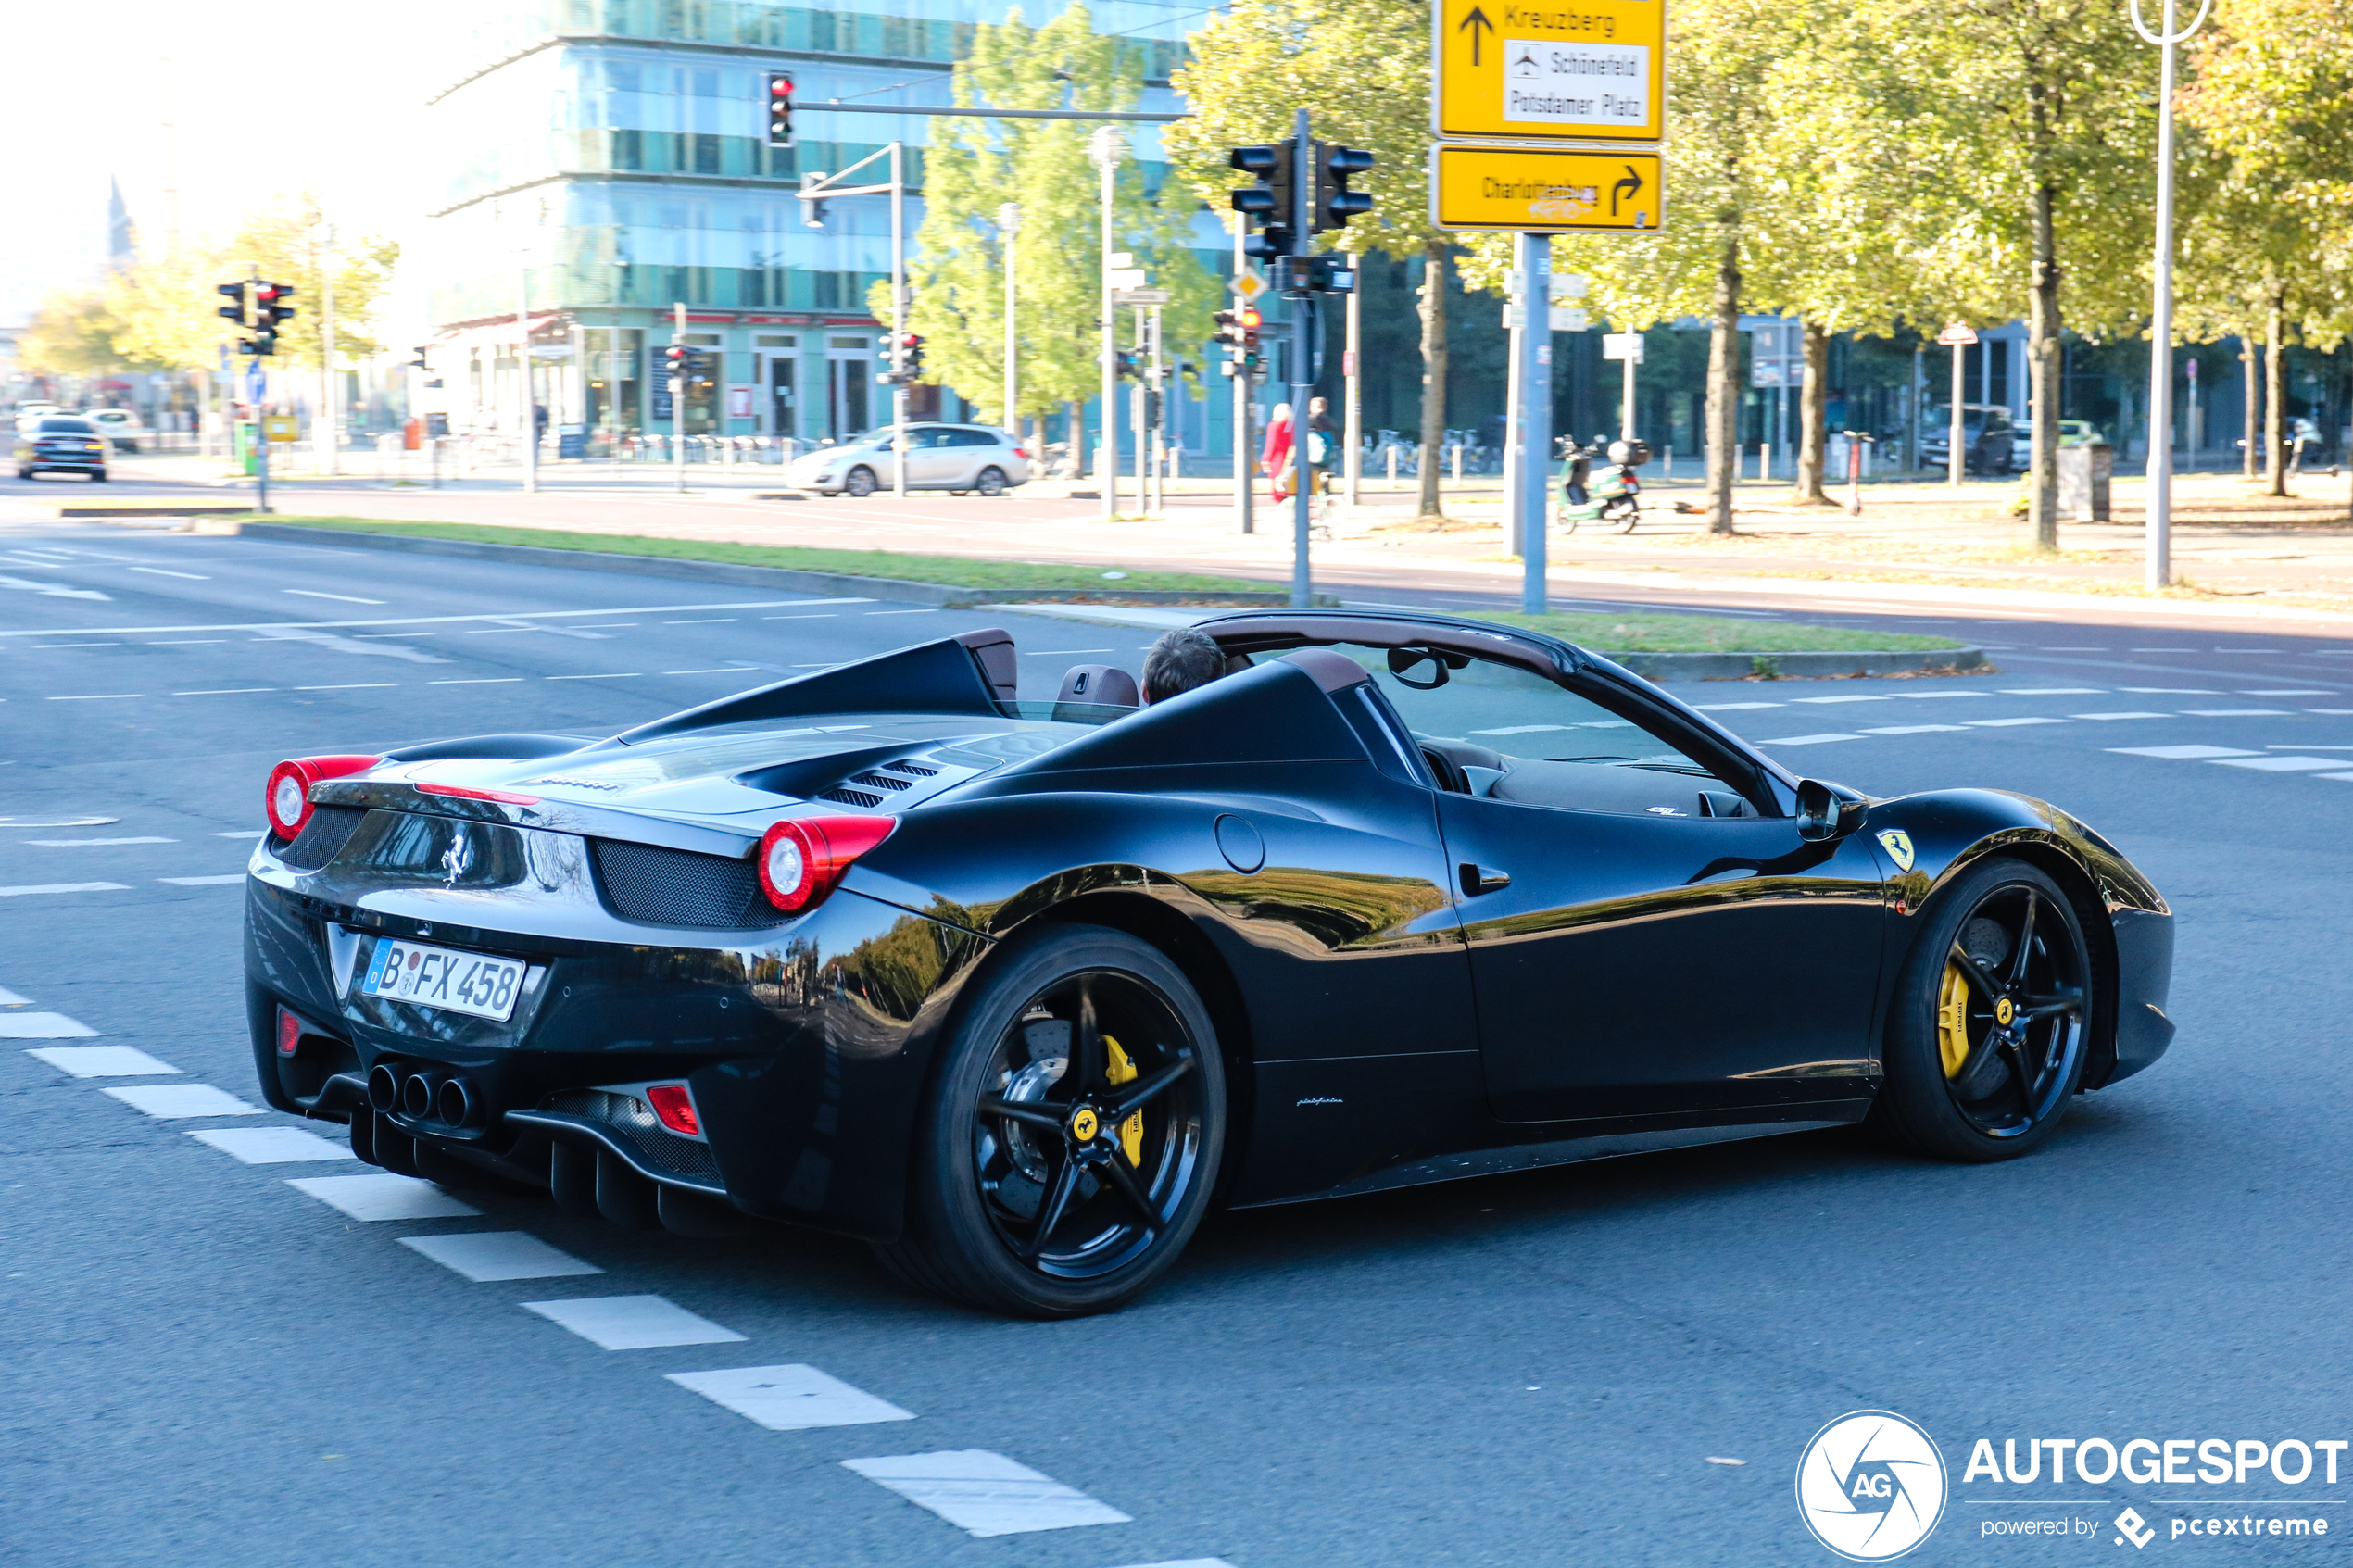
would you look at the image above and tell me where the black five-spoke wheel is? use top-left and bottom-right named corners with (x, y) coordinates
top-left (880, 925), bottom-right (1226, 1316)
top-left (1872, 858), bottom-right (2097, 1161)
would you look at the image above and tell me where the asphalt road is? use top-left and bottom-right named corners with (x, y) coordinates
top-left (6, 521), bottom-right (2352, 1566)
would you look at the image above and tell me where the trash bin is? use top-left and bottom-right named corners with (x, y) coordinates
top-left (233, 419), bottom-right (259, 476)
top-left (2057, 440), bottom-right (2112, 521)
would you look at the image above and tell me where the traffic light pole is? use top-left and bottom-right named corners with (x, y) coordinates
top-left (891, 139), bottom-right (908, 501)
top-left (1289, 108), bottom-right (1314, 610)
top-left (673, 301), bottom-right (687, 493)
top-left (1093, 130), bottom-right (1121, 522)
top-left (1232, 220), bottom-right (1253, 536)
top-left (1512, 233), bottom-right (1552, 614)
top-left (251, 269), bottom-right (271, 516)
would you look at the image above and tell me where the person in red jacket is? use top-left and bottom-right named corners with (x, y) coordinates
top-left (1262, 401), bottom-right (1295, 504)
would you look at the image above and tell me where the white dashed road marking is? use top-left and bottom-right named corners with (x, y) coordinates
top-left (157, 875), bottom-right (246, 886)
top-left (1968, 717), bottom-right (2066, 727)
top-left (843, 1449), bottom-right (1133, 1537)
top-left (1862, 724), bottom-right (1967, 735)
top-left (2211, 756), bottom-right (2350, 771)
top-left (2182, 709), bottom-right (2289, 717)
top-left (400, 1231), bottom-right (603, 1282)
top-left (2070, 711), bottom-right (2170, 721)
top-left (287, 1173), bottom-right (481, 1221)
top-left (189, 1127), bottom-right (359, 1163)
top-left (2110, 745), bottom-right (2263, 759)
top-left (283, 589), bottom-right (387, 604)
top-left (521, 1295), bottom-right (747, 1350)
top-left (667, 1364), bottom-right (917, 1431)
top-left (102, 1084), bottom-right (262, 1118)
top-left (2, 1012), bottom-right (103, 1039)
top-left (1793, 695), bottom-right (1889, 705)
top-left (0, 985), bottom-right (30, 1004)
top-left (26, 1045), bottom-right (176, 1075)
top-left (23, 835), bottom-right (174, 846)
top-left (1759, 734), bottom-right (1861, 746)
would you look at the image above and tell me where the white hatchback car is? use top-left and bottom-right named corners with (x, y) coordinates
top-left (788, 423), bottom-right (1031, 497)
top-left (82, 408), bottom-right (147, 452)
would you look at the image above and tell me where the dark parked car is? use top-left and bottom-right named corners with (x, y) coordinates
top-left (1920, 404), bottom-right (2015, 475)
top-left (15, 416), bottom-right (109, 481)
top-left (243, 610), bottom-right (2174, 1316)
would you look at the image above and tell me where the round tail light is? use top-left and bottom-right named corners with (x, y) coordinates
top-left (757, 814), bottom-right (897, 913)
top-left (265, 754), bottom-right (384, 840)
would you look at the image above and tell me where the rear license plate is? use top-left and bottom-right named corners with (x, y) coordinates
top-left (358, 937), bottom-right (525, 1022)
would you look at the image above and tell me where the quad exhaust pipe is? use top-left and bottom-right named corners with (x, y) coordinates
top-left (367, 1062), bottom-right (485, 1128)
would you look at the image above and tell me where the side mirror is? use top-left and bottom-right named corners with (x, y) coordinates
top-left (1795, 778), bottom-right (1868, 842)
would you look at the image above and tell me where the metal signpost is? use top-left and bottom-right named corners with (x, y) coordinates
top-left (1937, 322), bottom-right (1977, 487)
top-left (797, 144), bottom-right (911, 497)
top-left (672, 301), bottom-right (688, 493)
top-left (2132, 0), bottom-right (2210, 587)
top-left (1431, 0), bottom-right (1667, 613)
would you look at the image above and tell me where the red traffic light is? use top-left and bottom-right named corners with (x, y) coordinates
top-left (1239, 307), bottom-right (1262, 331)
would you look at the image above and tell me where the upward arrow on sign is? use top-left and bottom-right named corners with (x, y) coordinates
top-left (1458, 5), bottom-right (1493, 65)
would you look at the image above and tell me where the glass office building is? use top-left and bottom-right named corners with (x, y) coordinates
top-left (417, 0), bottom-right (1211, 450)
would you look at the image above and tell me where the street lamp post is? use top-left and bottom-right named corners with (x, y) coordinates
top-left (997, 203), bottom-right (1019, 440)
top-left (1089, 127), bottom-right (1124, 522)
top-left (2133, 0), bottom-right (2212, 588)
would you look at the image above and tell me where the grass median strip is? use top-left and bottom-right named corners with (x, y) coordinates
top-left (1464, 609), bottom-right (1968, 655)
top-left (251, 517), bottom-right (1268, 596)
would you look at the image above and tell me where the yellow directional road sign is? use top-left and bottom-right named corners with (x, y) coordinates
top-left (1430, 144), bottom-right (1664, 232)
top-left (1432, 0), bottom-right (1667, 144)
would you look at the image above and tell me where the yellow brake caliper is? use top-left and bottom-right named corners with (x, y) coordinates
top-left (1103, 1035), bottom-right (1144, 1166)
top-left (1937, 963), bottom-right (1973, 1079)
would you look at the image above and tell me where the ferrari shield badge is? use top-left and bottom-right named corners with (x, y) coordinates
top-left (1876, 830), bottom-right (1916, 872)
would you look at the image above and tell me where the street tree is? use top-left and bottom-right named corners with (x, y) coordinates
top-left (1167, 0), bottom-right (1457, 516)
top-left (877, 6), bottom-right (1214, 455)
top-left (105, 200), bottom-right (398, 373)
top-left (2175, 0), bottom-right (2353, 495)
top-left (19, 284), bottom-right (144, 378)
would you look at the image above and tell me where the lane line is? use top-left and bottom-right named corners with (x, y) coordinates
top-left (545, 672), bottom-right (641, 681)
top-left (431, 677), bottom-right (522, 684)
top-left (23, 835), bottom-right (174, 846)
top-left (287, 1173), bottom-right (479, 1221)
top-left (2070, 711), bottom-right (2170, 721)
top-left (662, 668), bottom-right (758, 675)
top-left (2182, 708), bottom-right (2289, 717)
top-left (2110, 745), bottom-right (2261, 759)
top-left (1757, 734), bottom-right (1860, 746)
top-left (2211, 755), bottom-right (2348, 772)
top-left (215, 830), bottom-right (267, 838)
top-left (174, 688), bottom-right (277, 696)
top-left (842, 1449), bottom-right (1133, 1537)
top-left (399, 1232), bottom-right (602, 1282)
top-left (26, 1045), bottom-right (178, 1074)
top-left (158, 875), bottom-right (247, 886)
top-left (0, 882), bottom-right (131, 897)
top-left (520, 1295), bottom-right (747, 1350)
top-left (1967, 717), bottom-right (2066, 727)
top-left (130, 567), bottom-right (209, 580)
top-left (294, 683), bottom-right (398, 691)
top-left (101, 1083), bottom-right (262, 1119)
top-left (46, 694), bottom-right (142, 701)
top-left (188, 1127), bottom-right (358, 1164)
top-left (284, 589), bottom-right (387, 604)
top-left (668, 1364), bottom-right (916, 1431)
top-left (33, 641), bottom-right (122, 648)
top-left (0, 596), bottom-right (875, 640)
top-left (1860, 724), bottom-right (1968, 735)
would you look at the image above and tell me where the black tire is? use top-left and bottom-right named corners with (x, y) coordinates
top-left (1869, 858), bottom-right (2095, 1161)
top-left (975, 465), bottom-right (1008, 496)
top-left (844, 465), bottom-right (877, 498)
top-left (876, 924), bottom-right (1226, 1317)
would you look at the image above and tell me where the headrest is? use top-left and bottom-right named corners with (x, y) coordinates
top-left (1055, 664), bottom-right (1139, 708)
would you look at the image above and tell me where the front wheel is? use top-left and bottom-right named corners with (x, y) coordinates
top-left (1869, 858), bottom-right (2095, 1161)
top-left (975, 465), bottom-right (1008, 496)
top-left (877, 925), bottom-right (1227, 1317)
top-left (843, 465), bottom-right (877, 497)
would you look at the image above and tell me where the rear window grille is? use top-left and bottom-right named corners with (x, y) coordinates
top-left (589, 837), bottom-right (784, 929)
top-left (817, 784), bottom-right (884, 808)
top-left (849, 770), bottom-right (914, 791)
top-left (278, 806), bottom-right (367, 871)
top-left (539, 1089), bottom-right (723, 1183)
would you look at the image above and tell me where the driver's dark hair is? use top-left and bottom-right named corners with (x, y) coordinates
top-left (1141, 627), bottom-right (1227, 704)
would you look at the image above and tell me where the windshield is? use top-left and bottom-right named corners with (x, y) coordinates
top-left (37, 419), bottom-right (95, 433)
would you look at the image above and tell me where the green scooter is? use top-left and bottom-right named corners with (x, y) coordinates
top-left (1559, 435), bottom-right (1650, 533)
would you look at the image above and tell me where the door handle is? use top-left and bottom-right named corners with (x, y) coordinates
top-left (1459, 863), bottom-right (1511, 897)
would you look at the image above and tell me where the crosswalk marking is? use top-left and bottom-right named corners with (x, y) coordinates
top-left (287, 1173), bottom-right (480, 1221)
top-left (102, 1083), bottom-right (262, 1118)
top-left (520, 1294), bottom-right (746, 1350)
top-left (189, 1126), bottom-right (358, 1163)
top-left (25, 1044), bottom-right (177, 1074)
top-left (400, 1231), bottom-right (602, 1282)
top-left (2, 1012), bottom-right (102, 1039)
top-left (667, 1364), bottom-right (917, 1431)
top-left (843, 1449), bottom-right (1133, 1538)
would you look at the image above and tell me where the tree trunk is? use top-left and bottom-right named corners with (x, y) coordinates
top-left (1703, 230), bottom-right (1742, 534)
top-left (2026, 178), bottom-right (2063, 550)
top-left (1416, 240), bottom-right (1449, 518)
top-left (2264, 288), bottom-right (2288, 496)
top-left (2241, 333), bottom-right (2260, 479)
top-left (1793, 320), bottom-right (1830, 504)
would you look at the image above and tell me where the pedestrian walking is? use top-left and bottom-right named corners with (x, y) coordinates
top-left (1263, 401), bottom-right (1295, 504)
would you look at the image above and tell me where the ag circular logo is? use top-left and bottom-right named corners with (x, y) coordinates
top-left (1795, 1410), bottom-right (1948, 1561)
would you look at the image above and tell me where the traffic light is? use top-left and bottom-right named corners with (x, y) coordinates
top-left (765, 72), bottom-right (795, 148)
top-left (216, 282), bottom-right (246, 327)
top-left (875, 332), bottom-right (924, 387)
top-left (902, 332), bottom-right (925, 375)
top-left (1239, 305), bottom-right (1262, 356)
top-left (1229, 142), bottom-right (1296, 259)
top-left (799, 171), bottom-right (830, 229)
top-left (664, 343), bottom-right (690, 382)
top-left (1315, 143), bottom-right (1375, 232)
top-left (1114, 348), bottom-right (1140, 380)
top-left (250, 282), bottom-right (296, 356)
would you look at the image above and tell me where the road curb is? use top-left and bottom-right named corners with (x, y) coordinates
top-left (1603, 646), bottom-right (1988, 682)
top-left (224, 521), bottom-right (1315, 608)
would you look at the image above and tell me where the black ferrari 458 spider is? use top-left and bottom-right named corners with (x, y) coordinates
top-left (243, 608), bottom-right (2173, 1316)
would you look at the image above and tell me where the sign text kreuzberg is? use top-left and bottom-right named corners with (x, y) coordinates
top-left (1433, 0), bottom-right (1667, 144)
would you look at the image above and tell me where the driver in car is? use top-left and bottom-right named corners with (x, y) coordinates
top-left (1141, 628), bottom-right (1227, 704)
